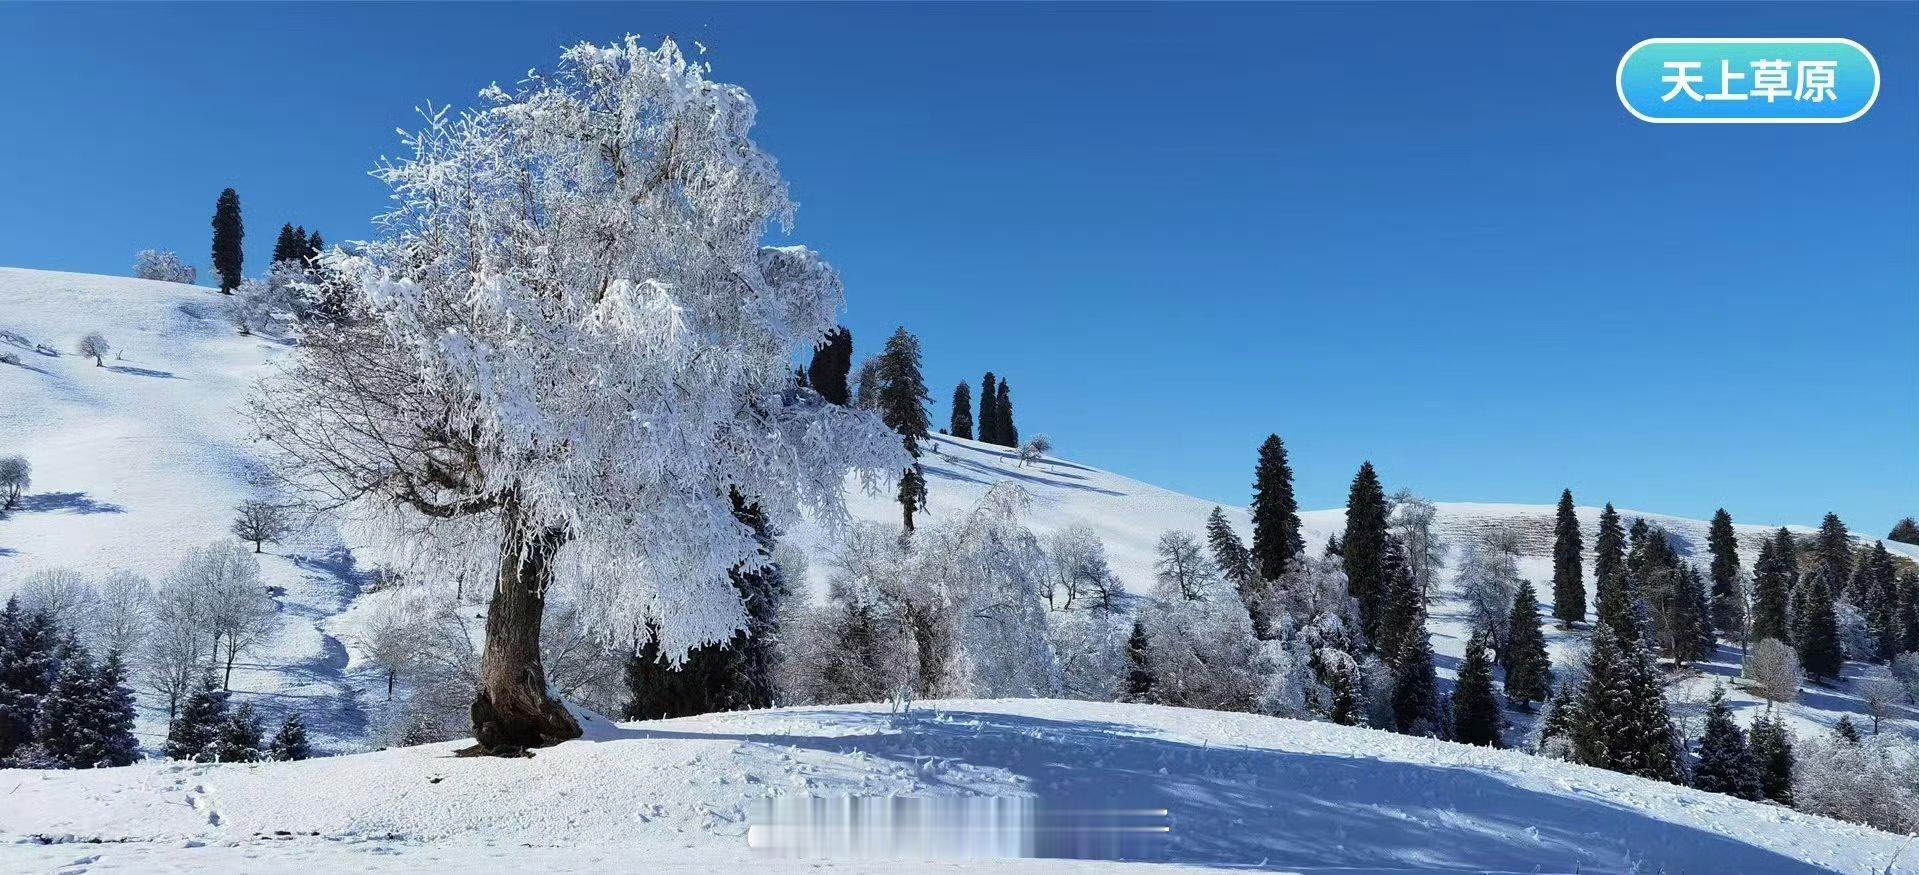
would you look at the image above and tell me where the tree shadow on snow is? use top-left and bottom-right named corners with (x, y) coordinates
top-left (609, 709), bottom-right (1832, 874)
top-left (12, 491), bottom-right (124, 515)
top-left (107, 364), bottom-right (179, 379)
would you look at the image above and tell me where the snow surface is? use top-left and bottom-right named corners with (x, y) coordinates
top-left (3, 698), bottom-right (1912, 874)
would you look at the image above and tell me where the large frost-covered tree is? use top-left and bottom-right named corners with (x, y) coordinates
top-left (253, 38), bottom-right (904, 753)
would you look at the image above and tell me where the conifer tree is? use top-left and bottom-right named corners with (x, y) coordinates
top-left (1832, 715), bottom-right (1860, 744)
top-left (875, 328), bottom-right (931, 530)
top-left (1594, 504), bottom-right (1629, 632)
top-left (994, 379), bottom-right (1017, 448)
top-left (1574, 621), bottom-right (1683, 783)
top-left (807, 326), bottom-right (853, 406)
top-left (272, 223), bottom-right (303, 264)
top-left (1551, 489), bottom-right (1585, 626)
top-left (1747, 708), bottom-right (1795, 805)
top-left (1691, 686), bottom-right (1761, 800)
top-left (211, 188), bottom-right (244, 293)
top-left (1250, 435), bottom-right (1305, 582)
top-left (1772, 526), bottom-right (1800, 572)
top-left (1124, 620), bottom-right (1154, 703)
top-left (977, 373), bottom-right (999, 445)
top-left (1342, 462), bottom-right (1389, 643)
top-left (1899, 570), bottom-right (1919, 654)
top-left (1390, 622), bottom-right (1439, 736)
top-left (948, 381), bottom-right (973, 440)
top-left (165, 675), bottom-right (229, 761)
top-left (33, 642), bottom-right (103, 768)
top-left (1205, 506), bottom-right (1253, 587)
top-left (1749, 537), bottom-right (1792, 644)
top-left (1792, 570), bottom-right (1844, 682)
top-left (1536, 683), bottom-right (1578, 757)
top-left (1890, 517), bottom-right (1919, 547)
top-left (304, 230), bottom-right (325, 264)
top-left (1452, 627), bottom-right (1502, 747)
top-left (1813, 513), bottom-right (1851, 586)
top-left (270, 713), bottom-right (312, 761)
top-left (1376, 539), bottom-right (1422, 664)
top-left (0, 602), bottom-right (59, 761)
top-left (1503, 581), bottom-right (1552, 709)
top-left (95, 652), bottom-right (140, 767)
top-left (1854, 542), bottom-right (1899, 661)
top-left (1707, 509), bottom-right (1743, 638)
top-left (215, 702), bottom-right (266, 763)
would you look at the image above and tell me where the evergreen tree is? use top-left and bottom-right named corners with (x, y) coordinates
top-left (1324, 662), bottom-right (1361, 726)
top-left (994, 379), bottom-right (1017, 448)
top-left (1250, 435), bottom-right (1305, 582)
top-left (1691, 686), bottom-right (1761, 801)
top-left (1574, 621), bottom-right (1684, 783)
top-left (1551, 489), bottom-right (1585, 626)
top-left (1205, 507), bottom-right (1261, 634)
top-left (1792, 570), bottom-right (1844, 682)
top-left (1747, 708), bottom-right (1795, 805)
top-left (896, 467), bottom-right (928, 532)
top-left (304, 230), bottom-right (325, 264)
top-left (0, 602), bottom-right (59, 761)
top-left (1810, 514), bottom-right (1850, 612)
top-left (1889, 517), bottom-right (1919, 547)
top-left (1899, 570), bottom-right (1919, 654)
top-left (211, 187), bottom-right (244, 293)
top-left (1832, 715), bottom-right (1860, 744)
top-left (269, 714), bottom-right (312, 761)
top-left (807, 326), bottom-right (853, 406)
top-left (1376, 539), bottom-right (1423, 664)
top-left (1707, 509), bottom-right (1743, 639)
top-left (1124, 620), bottom-right (1154, 703)
top-left (32, 642), bottom-right (102, 768)
top-left (1502, 581), bottom-right (1552, 709)
top-left (1451, 627), bottom-right (1502, 747)
top-left (1342, 462), bottom-right (1389, 644)
top-left (1390, 621), bottom-right (1439, 736)
top-left (214, 702), bottom-right (265, 763)
top-left (1536, 683), bottom-right (1578, 756)
top-left (1852, 543), bottom-right (1899, 661)
top-left (1772, 526), bottom-right (1800, 573)
top-left (165, 675), bottom-right (229, 761)
top-left (272, 223), bottom-right (303, 264)
top-left (977, 373), bottom-right (999, 445)
top-left (94, 652), bottom-right (141, 767)
top-left (1749, 537), bottom-right (1792, 644)
top-left (948, 381), bottom-right (973, 440)
top-left (875, 328), bottom-right (931, 531)
top-left (1594, 504), bottom-right (1629, 632)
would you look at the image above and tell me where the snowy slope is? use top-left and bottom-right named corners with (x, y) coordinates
top-left (2, 698), bottom-right (1910, 874)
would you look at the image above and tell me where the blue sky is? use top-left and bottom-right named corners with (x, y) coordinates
top-left (2, 3), bottom-right (1913, 534)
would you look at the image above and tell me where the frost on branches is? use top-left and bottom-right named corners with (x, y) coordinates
top-left (253, 37), bottom-right (904, 753)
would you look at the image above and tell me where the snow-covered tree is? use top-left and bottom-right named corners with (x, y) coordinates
top-left (1743, 638), bottom-right (1801, 705)
top-left (90, 571), bottom-right (153, 658)
top-left (14, 568), bottom-right (99, 642)
top-left (1454, 527), bottom-right (1524, 658)
top-left (1154, 530), bottom-right (1216, 602)
top-left (1017, 434), bottom-right (1052, 467)
top-left (133, 249), bottom-right (196, 284)
top-left (1691, 685), bottom-right (1760, 800)
top-left (230, 500), bottom-right (292, 553)
top-left (213, 701), bottom-right (266, 763)
top-left (1138, 580), bottom-right (1261, 713)
top-left (1045, 525), bottom-right (1121, 613)
top-left (164, 674), bottom-right (228, 761)
top-left (0, 601), bottom-right (59, 762)
top-left (1793, 733), bottom-right (1918, 832)
top-left (165, 542), bottom-right (276, 689)
top-left (269, 713), bottom-right (312, 761)
top-left (1452, 626), bottom-right (1502, 746)
top-left (1047, 609), bottom-right (1128, 702)
top-left (251, 37), bottom-right (904, 753)
top-left (232, 260), bottom-right (319, 336)
top-left (77, 331), bottom-right (110, 366)
top-left (1387, 490), bottom-right (1446, 602)
top-left (1748, 708), bottom-right (1795, 805)
top-left (0, 456), bottom-right (28, 509)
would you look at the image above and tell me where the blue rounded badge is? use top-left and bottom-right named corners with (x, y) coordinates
top-left (1617, 38), bottom-right (1879, 124)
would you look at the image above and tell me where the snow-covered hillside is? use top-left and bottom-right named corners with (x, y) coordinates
top-left (3, 698), bottom-right (1910, 874)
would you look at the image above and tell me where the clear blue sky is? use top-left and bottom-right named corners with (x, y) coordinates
top-left (3, 3), bottom-right (1913, 535)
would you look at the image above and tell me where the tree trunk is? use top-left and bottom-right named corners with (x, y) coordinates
top-left (468, 499), bottom-right (581, 755)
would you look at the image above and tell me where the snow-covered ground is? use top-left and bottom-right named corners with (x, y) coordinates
top-left (3, 267), bottom-right (1915, 870)
top-left (4, 698), bottom-right (1911, 874)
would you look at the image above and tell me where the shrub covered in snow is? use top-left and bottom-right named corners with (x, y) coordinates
top-left (132, 249), bottom-right (196, 284)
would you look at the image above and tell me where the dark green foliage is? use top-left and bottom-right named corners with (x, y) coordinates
top-left (211, 188), bottom-right (244, 293)
top-left (897, 465), bottom-right (928, 531)
top-left (1206, 507), bottom-right (1262, 634)
top-left (165, 675), bottom-right (230, 761)
top-left (1773, 526), bottom-right (1800, 572)
top-left (272, 223), bottom-right (308, 265)
top-left (1573, 620), bottom-right (1684, 783)
top-left (0, 600), bottom-right (59, 761)
top-left (215, 702), bottom-right (266, 763)
top-left (1342, 462), bottom-right (1389, 644)
top-left (1536, 683), bottom-right (1578, 755)
top-left (1707, 509), bottom-right (1743, 639)
top-left (1855, 542), bottom-right (1900, 661)
top-left (1593, 504), bottom-right (1629, 633)
top-left (948, 381), bottom-right (973, 440)
top-left (1691, 686), bottom-right (1761, 800)
top-left (1890, 518), bottom-right (1919, 547)
top-left (1503, 582), bottom-right (1552, 709)
top-left (1124, 621), bottom-right (1154, 703)
top-left (1814, 513), bottom-right (1852, 582)
top-left (1250, 435), bottom-right (1305, 582)
top-left (875, 328), bottom-right (931, 530)
top-left (1747, 708), bottom-right (1795, 805)
top-left (1390, 623), bottom-right (1439, 736)
top-left (1899, 570), bottom-right (1919, 654)
top-left (94, 652), bottom-right (141, 766)
top-left (1832, 715), bottom-right (1860, 744)
top-left (269, 714), bottom-right (312, 761)
top-left (1375, 539), bottom-right (1423, 665)
top-left (1323, 661), bottom-right (1361, 726)
top-left (994, 379), bottom-right (1017, 448)
top-left (1451, 628), bottom-right (1502, 747)
top-left (1551, 489), bottom-right (1585, 625)
top-left (1749, 537), bottom-right (1793, 644)
top-left (807, 326), bottom-right (853, 406)
top-left (1650, 564), bottom-right (1713, 667)
top-left (978, 373), bottom-right (999, 445)
top-left (1792, 570), bottom-right (1844, 682)
top-left (626, 494), bottom-right (788, 718)
top-left (34, 646), bottom-right (140, 769)
top-left (304, 230), bottom-right (325, 264)
top-left (822, 599), bottom-right (893, 704)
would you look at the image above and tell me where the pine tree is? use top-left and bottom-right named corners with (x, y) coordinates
top-left (1250, 435), bottom-right (1305, 582)
top-left (1812, 513), bottom-right (1851, 601)
top-left (1707, 509), bottom-right (1743, 639)
top-left (994, 379), bottom-right (1017, 448)
top-left (1503, 581), bottom-right (1552, 709)
top-left (807, 326), bottom-right (853, 406)
top-left (1749, 537), bottom-right (1792, 644)
top-left (269, 714), bottom-right (312, 761)
top-left (95, 652), bottom-right (140, 767)
top-left (1857, 542), bottom-right (1899, 661)
top-left (1390, 621), bottom-right (1439, 736)
top-left (1574, 620), bottom-right (1683, 782)
top-left (33, 642), bottom-right (102, 768)
top-left (215, 702), bottom-right (265, 763)
top-left (165, 674), bottom-right (229, 761)
top-left (1691, 686), bottom-right (1761, 800)
top-left (874, 328), bottom-right (931, 531)
top-left (1832, 715), bottom-right (1861, 744)
top-left (1324, 662), bottom-right (1361, 726)
top-left (1551, 489), bottom-right (1585, 625)
top-left (0, 602), bottom-right (59, 761)
top-left (272, 223), bottom-right (303, 264)
top-left (304, 230), bottom-right (325, 264)
top-left (948, 381), bottom-right (973, 440)
top-left (1375, 539), bottom-right (1422, 664)
top-left (1747, 708), bottom-right (1795, 805)
top-left (1205, 507), bottom-right (1261, 634)
top-left (1342, 462), bottom-right (1389, 644)
top-left (1890, 518), bottom-right (1919, 547)
top-left (1792, 570), bottom-right (1844, 682)
top-left (1536, 683), bottom-right (1578, 756)
top-left (1899, 570), bottom-right (1919, 654)
top-left (977, 373), bottom-right (999, 445)
top-left (1594, 504), bottom-right (1629, 632)
top-left (1124, 620), bottom-right (1154, 703)
top-left (1451, 627), bottom-right (1502, 747)
top-left (211, 188), bottom-right (244, 293)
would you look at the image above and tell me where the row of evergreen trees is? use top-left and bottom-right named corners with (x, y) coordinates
top-left (208, 187), bottom-right (326, 295)
top-left (0, 597), bottom-right (138, 768)
top-left (965, 373), bottom-right (1019, 448)
top-left (164, 673), bottom-right (310, 763)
